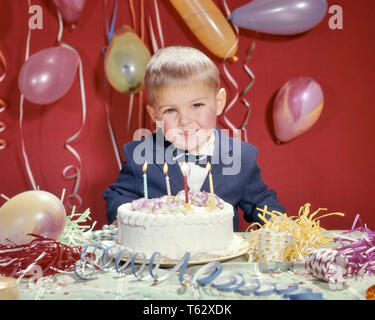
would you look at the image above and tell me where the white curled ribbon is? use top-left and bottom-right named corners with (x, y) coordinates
top-left (19, 0), bottom-right (37, 190)
top-left (148, 0), bottom-right (165, 54)
top-left (57, 11), bottom-right (86, 209)
top-left (221, 0), bottom-right (256, 143)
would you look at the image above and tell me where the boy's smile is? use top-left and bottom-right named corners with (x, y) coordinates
top-left (147, 81), bottom-right (226, 153)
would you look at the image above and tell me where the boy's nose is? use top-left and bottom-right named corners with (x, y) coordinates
top-left (178, 110), bottom-right (193, 126)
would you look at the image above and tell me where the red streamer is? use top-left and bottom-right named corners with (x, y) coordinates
top-left (0, 234), bottom-right (82, 278)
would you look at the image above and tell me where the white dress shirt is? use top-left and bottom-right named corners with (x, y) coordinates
top-left (177, 133), bottom-right (215, 191)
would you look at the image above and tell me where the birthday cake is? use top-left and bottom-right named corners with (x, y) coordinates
top-left (116, 190), bottom-right (235, 260)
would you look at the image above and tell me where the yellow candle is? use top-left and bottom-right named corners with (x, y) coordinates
top-left (206, 162), bottom-right (214, 194)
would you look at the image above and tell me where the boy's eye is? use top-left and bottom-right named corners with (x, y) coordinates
top-left (192, 103), bottom-right (204, 108)
top-left (163, 108), bottom-right (176, 114)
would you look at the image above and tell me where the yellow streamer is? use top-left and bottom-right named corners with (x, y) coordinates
top-left (243, 203), bottom-right (345, 262)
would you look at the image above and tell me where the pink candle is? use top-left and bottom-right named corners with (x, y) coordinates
top-left (163, 163), bottom-right (171, 196)
top-left (181, 162), bottom-right (189, 203)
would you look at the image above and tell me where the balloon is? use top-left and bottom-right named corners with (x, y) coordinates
top-left (104, 25), bottom-right (151, 94)
top-left (273, 77), bottom-right (324, 143)
top-left (52, 0), bottom-right (86, 24)
top-left (169, 0), bottom-right (237, 60)
top-left (231, 0), bottom-right (328, 35)
top-left (0, 190), bottom-right (66, 245)
top-left (18, 47), bottom-right (79, 105)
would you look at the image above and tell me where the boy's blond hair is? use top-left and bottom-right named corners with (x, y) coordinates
top-left (145, 46), bottom-right (219, 104)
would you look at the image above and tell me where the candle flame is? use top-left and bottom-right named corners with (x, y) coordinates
top-left (206, 162), bottom-right (211, 172)
top-left (142, 161), bottom-right (148, 173)
top-left (163, 162), bottom-right (168, 175)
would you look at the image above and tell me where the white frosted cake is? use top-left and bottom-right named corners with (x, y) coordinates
top-left (117, 190), bottom-right (235, 260)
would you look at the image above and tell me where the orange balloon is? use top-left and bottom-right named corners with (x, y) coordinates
top-left (0, 190), bottom-right (66, 245)
top-left (169, 0), bottom-right (238, 60)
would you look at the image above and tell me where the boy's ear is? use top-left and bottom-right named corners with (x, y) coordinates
top-left (216, 88), bottom-right (226, 116)
top-left (146, 104), bottom-right (157, 122)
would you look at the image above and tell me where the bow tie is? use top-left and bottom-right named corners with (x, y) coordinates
top-left (172, 149), bottom-right (212, 168)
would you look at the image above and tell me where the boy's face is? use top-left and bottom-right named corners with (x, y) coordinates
top-left (146, 82), bottom-right (226, 153)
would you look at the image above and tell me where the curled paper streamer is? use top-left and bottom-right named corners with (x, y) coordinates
top-left (72, 241), bottom-right (322, 299)
top-left (333, 214), bottom-right (375, 277)
top-left (305, 248), bottom-right (348, 283)
top-left (0, 234), bottom-right (81, 279)
top-left (244, 203), bottom-right (345, 261)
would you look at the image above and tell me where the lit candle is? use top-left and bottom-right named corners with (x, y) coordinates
top-left (206, 162), bottom-right (216, 210)
top-left (206, 162), bottom-right (214, 195)
top-left (143, 161), bottom-right (148, 199)
top-left (181, 161), bottom-right (189, 204)
top-left (163, 162), bottom-right (171, 197)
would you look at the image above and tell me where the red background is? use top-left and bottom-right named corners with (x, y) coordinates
top-left (0, 0), bottom-right (374, 231)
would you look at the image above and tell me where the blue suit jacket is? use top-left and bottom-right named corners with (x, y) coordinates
top-left (103, 128), bottom-right (285, 231)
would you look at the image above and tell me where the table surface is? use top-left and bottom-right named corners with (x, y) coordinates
top-left (17, 230), bottom-right (375, 300)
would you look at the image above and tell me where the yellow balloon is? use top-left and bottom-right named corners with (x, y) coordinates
top-left (104, 25), bottom-right (151, 94)
top-left (169, 0), bottom-right (238, 60)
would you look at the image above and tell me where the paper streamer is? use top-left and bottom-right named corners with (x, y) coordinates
top-left (0, 234), bottom-right (82, 279)
top-left (244, 203), bottom-right (345, 262)
top-left (56, 10), bottom-right (87, 209)
top-left (72, 240), bottom-right (323, 299)
top-left (221, 0), bottom-right (255, 143)
top-left (0, 54), bottom-right (6, 149)
top-left (333, 214), bottom-right (375, 277)
top-left (0, 48), bottom-right (7, 82)
top-left (19, 0), bottom-right (37, 190)
top-left (305, 248), bottom-right (348, 283)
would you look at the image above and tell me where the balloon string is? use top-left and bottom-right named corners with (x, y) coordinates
top-left (19, 1), bottom-right (37, 190)
top-left (102, 0), bottom-right (122, 170)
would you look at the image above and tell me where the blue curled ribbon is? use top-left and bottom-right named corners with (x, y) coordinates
top-left (211, 272), bottom-right (246, 292)
top-left (73, 243), bottom-right (324, 300)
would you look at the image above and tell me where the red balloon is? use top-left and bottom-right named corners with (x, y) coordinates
top-left (18, 47), bottom-right (79, 105)
top-left (52, 0), bottom-right (86, 24)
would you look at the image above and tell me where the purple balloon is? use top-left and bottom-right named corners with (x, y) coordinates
top-left (18, 47), bottom-right (79, 105)
top-left (231, 0), bottom-right (328, 35)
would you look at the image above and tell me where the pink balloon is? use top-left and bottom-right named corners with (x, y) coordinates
top-left (52, 0), bottom-right (86, 24)
top-left (273, 77), bottom-right (324, 143)
top-left (0, 190), bottom-right (66, 245)
top-left (18, 47), bottom-right (79, 105)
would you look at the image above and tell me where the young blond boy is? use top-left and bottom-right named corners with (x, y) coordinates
top-left (103, 46), bottom-right (284, 231)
